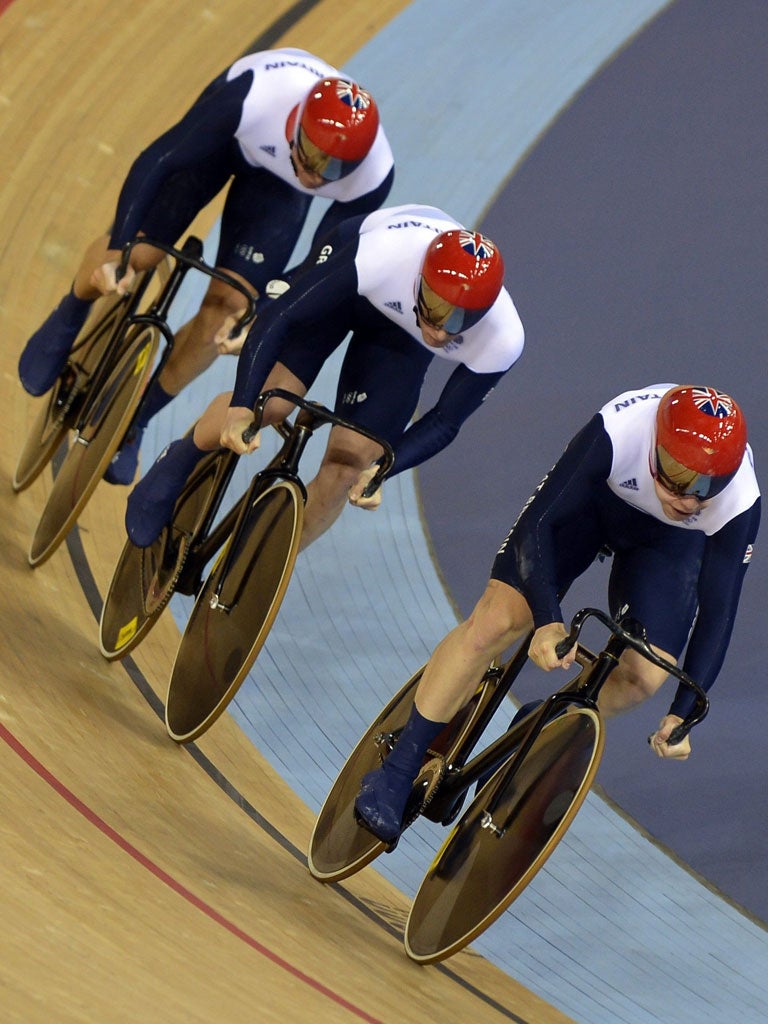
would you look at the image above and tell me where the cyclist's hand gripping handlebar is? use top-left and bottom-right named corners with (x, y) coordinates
top-left (239, 390), bottom-right (395, 484)
top-left (554, 607), bottom-right (709, 746)
top-left (117, 236), bottom-right (257, 338)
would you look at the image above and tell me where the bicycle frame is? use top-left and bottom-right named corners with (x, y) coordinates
top-left (113, 237), bottom-right (257, 433)
top-left (421, 608), bottom-right (709, 827)
top-left (171, 388), bottom-right (395, 600)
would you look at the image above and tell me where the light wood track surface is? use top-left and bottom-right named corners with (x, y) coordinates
top-left (0, 2), bottom-right (572, 1020)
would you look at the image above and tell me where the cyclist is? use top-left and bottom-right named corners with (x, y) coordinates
top-left (124, 203), bottom-right (525, 553)
top-left (18, 47), bottom-right (394, 485)
top-left (355, 384), bottom-right (760, 844)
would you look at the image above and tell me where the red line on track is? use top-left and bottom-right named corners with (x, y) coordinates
top-left (0, 721), bottom-right (383, 1024)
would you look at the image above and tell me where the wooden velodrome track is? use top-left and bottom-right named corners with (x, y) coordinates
top-left (0, 1), bottom-right (572, 1022)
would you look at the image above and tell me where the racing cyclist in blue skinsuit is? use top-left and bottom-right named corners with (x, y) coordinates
top-left (354, 384), bottom-right (760, 844)
top-left (18, 48), bottom-right (394, 485)
top-left (124, 204), bottom-right (525, 553)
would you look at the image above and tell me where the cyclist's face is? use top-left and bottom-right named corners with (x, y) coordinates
top-left (652, 447), bottom-right (711, 520)
top-left (290, 145), bottom-right (325, 189)
top-left (414, 279), bottom-right (460, 348)
top-left (653, 480), bottom-right (707, 521)
top-left (289, 129), bottom-right (328, 189)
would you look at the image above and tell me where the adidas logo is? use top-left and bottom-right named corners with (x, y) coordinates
top-left (260, 145), bottom-right (276, 157)
top-left (619, 477), bottom-right (639, 491)
top-left (384, 300), bottom-right (403, 314)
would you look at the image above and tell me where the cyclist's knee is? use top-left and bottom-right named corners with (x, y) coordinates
top-left (314, 453), bottom-right (367, 497)
top-left (319, 433), bottom-right (381, 486)
top-left (258, 364), bottom-right (306, 426)
top-left (463, 580), bottom-right (532, 656)
top-left (129, 241), bottom-right (167, 273)
top-left (611, 652), bottom-right (668, 706)
top-left (197, 277), bottom-right (256, 330)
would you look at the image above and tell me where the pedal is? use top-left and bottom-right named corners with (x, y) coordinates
top-left (402, 756), bottom-right (446, 829)
top-left (373, 730), bottom-right (399, 762)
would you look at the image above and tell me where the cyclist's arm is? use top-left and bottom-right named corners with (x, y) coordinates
top-left (109, 71), bottom-right (252, 249)
top-left (387, 363), bottom-right (503, 476)
top-left (310, 167), bottom-right (395, 246)
top-left (231, 234), bottom-right (360, 410)
top-left (511, 415), bottom-right (613, 628)
top-left (671, 498), bottom-right (761, 718)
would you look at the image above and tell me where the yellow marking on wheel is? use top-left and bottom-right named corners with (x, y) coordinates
top-left (116, 617), bottom-right (138, 647)
top-left (134, 342), bottom-right (153, 376)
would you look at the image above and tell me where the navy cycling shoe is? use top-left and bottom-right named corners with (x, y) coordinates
top-left (18, 292), bottom-right (91, 396)
top-left (104, 427), bottom-right (144, 486)
top-left (125, 436), bottom-right (204, 547)
top-left (354, 764), bottom-right (415, 845)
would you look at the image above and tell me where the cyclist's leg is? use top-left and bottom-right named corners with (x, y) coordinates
top-left (599, 531), bottom-right (702, 715)
top-left (102, 160), bottom-right (239, 483)
top-left (110, 171), bottom-right (310, 485)
top-left (154, 168), bottom-right (311, 396)
top-left (123, 361), bottom-right (311, 547)
top-left (298, 424), bottom-right (386, 549)
top-left (297, 323), bottom-right (428, 549)
top-left (355, 580), bottom-right (533, 843)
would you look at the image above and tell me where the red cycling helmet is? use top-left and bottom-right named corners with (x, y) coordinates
top-left (286, 77), bottom-right (379, 181)
top-left (654, 385), bottom-right (747, 498)
top-left (417, 229), bottom-right (504, 334)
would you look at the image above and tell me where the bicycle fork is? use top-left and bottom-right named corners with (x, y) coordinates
top-left (478, 638), bottom-right (624, 839)
top-left (207, 424), bottom-right (313, 613)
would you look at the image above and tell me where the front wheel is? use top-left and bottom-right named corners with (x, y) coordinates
top-left (165, 478), bottom-right (304, 743)
top-left (404, 706), bottom-right (604, 963)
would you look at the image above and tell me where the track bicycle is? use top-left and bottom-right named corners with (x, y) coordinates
top-left (308, 607), bottom-right (708, 963)
top-left (18, 235), bottom-right (256, 567)
top-left (99, 387), bottom-right (395, 744)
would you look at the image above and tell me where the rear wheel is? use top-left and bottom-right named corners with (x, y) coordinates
top-left (404, 707), bottom-right (604, 963)
top-left (308, 668), bottom-right (502, 882)
top-left (165, 479), bottom-right (304, 743)
top-left (28, 324), bottom-right (159, 567)
top-left (99, 449), bottom-right (233, 660)
top-left (13, 289), bottom-right (130, 492)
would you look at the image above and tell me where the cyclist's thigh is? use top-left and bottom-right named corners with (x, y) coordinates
top-left (491, 502), bottom-right (604, 594)
top-left (331, 320), bottom-right (431, 442)
top-left (275, 311), bottom-right (351, 394)
top-left (217, 166), bottom-right (312, 290)
top-left (258, 362), bottom-right (308, 424)
top-left (608, 528), bottom-right (704, 657)
top-left (140, 156), bottom-right (234, 246)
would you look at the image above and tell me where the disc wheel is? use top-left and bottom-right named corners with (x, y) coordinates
top-left (308, 670), bottom-right (422, 882)
top-left (404, 706), bottom-right (604, 964)
top-left (165, 479), bottom-right (304, 743)
top-left (28, 325), bottom-right (159, 567)
top-left (13, 290), bottom-right (130, 492)
top-left (99, 449), bottom-right (231, 660)
top-left (308, 666), bottom-right (504, 883)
